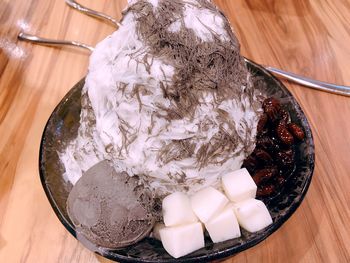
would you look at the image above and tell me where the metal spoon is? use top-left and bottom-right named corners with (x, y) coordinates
top-left (18, 32), bottom-right (94, 52)
top-left (17, 31), bottom-right (350, 97)
top-left (65, 0), bottom-right (121, 28)
top-left (261, 66), bottom-right (350, 97)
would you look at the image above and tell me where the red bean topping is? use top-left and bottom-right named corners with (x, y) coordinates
top-left (253, 168), bottom-right (278, 185)
top-left (287, 123), bottom-right (305, 140)
top-left (242, 155), bottom-right (258, 174)
top-left (257, 113), bottom-right (268, 135)
top-left (242, 97), bottom-right (305, 198)
top-left (280, 109), bottom-right (290, 124)
top-left (254, 148), bottom-right (273, 165)
top-left (276, 149), bottom-right (295, 167)
top-left (262, 97), bottom-right (281, 122)
top-left (276, 122), bottom-right (294, 145)
top-left (257, 185), bottom-right (275, 197)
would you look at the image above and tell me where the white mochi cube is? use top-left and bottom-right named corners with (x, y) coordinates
top-left (152, 223), bottom-right (165, 241)
top-left (190, 187), bottom-right (229, 223)
top-left (159, 222), bottom-right (204, 258)
top-left (222, 168), bottom-right (257, 202)
top-left (233, 199), bottom-right (273, 232)
top-left (162, 192), bottom-right (198, 226)
top-left (205, 206), bottom-right (241, 243)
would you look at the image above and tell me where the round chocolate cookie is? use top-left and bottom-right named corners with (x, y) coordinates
top-left (67, 160), bottom-right (155, 249)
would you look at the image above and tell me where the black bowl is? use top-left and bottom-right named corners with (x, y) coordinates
top-left (39, 59), bottom-right (314, 262)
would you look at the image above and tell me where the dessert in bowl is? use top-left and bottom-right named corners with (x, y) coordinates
top-left (39, 0), bottom-right (314, 262)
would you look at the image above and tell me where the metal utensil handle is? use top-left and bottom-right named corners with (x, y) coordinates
top-left (266, 66), bottom-right (350, 97)
top-left (65, 0), bottom-right (121, 28)
top-left (18, 32), bottom-right (95, 52)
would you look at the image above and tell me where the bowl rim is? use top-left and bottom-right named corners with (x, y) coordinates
top-left (39, 58), bottom-right (315, 263)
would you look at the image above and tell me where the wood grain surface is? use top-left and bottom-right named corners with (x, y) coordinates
top-left (0, 0), bottom-right (349, 262)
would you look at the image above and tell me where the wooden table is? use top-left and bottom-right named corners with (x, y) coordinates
top-left (1, 0), bottom-right (349, 262)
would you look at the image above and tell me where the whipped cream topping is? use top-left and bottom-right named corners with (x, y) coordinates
top-left (60, 0), bottom-right (261, 196)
